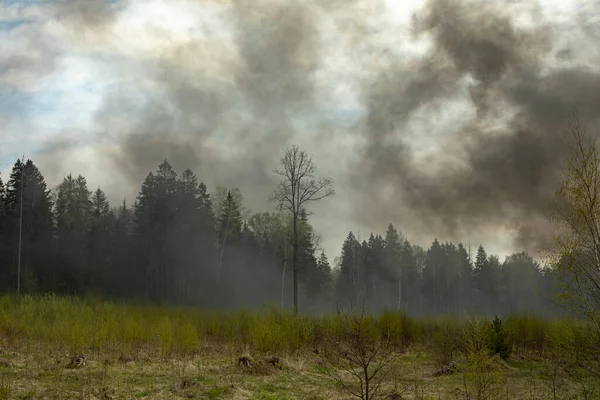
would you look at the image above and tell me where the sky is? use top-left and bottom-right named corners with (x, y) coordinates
top-left (1, 0), bottom-right (599, 264)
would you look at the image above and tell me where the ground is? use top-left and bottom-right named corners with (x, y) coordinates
top-left (0, 343), bottom-right (578, 400)
top-left (0, 297), bottom-right (597, 399)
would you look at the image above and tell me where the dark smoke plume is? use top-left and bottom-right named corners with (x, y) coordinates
top-left (95, 0), bottom-right (322, 211)
top-left (353, 0), bottom-right (600, 252)
top-left (15, 0), bottom-right (599, 256)
top-left (52, 0), bottom-right (120, 30)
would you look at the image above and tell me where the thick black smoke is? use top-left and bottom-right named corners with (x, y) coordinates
top-left (353, 0), bottom-right (600, 252)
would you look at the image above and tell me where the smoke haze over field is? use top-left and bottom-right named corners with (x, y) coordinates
top-left (1, 0), bottom-right (600, 259)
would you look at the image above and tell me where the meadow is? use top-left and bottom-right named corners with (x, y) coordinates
top-left (0, 295), bottom-right (598, 399)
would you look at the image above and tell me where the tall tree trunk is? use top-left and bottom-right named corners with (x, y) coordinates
top-left (397, 265), bottom-right (401, 312)
top-left (281, 235), bottom-right (287, 308)
top-left (293, 214), bottom-right (298, 316)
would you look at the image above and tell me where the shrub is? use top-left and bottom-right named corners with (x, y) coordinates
top-left (319, 302), bottom-right (397, 400)
top-left (491, 316), bottom-right (510, 360)
top-left (459, 319), bottom-right (501, 400)
top-left (428, 319), bottom-right (462, 368)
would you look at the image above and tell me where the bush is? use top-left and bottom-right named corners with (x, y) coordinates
top-left (319, 302), bottom-right (397, 400)
top-left (428, 319), bottom-right (462, 368)
top-left (491, 316), bottom-right (510, 360)
top-left (459, 319), bottom-right (501, 400)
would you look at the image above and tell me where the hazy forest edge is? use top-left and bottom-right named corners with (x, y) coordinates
top-left (0, 147), bottom-right (564, 317)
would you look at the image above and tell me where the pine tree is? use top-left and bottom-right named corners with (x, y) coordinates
top-left (217, 191), bottom-right (243, 242)
top-left (212, 187), bottom-right (248, 224)
top-left (474, 245), bottom-right (488, 273)
top-left (109, 199), bottom-right (137, 296)
top-left (296, 208), bottom-right (319, 300)
top-left (423, 239), bottom-right (444, 314)
top-left (91, 188), bottom-right (110, 219)
top-left (169, 169), bottom-right (216, 304)
top-left (55, 174), bottom-right (92, 237)
top-left (364, 233), bottom-right (385, 310)
top-left (501, 252), bottom-right (543, 314)
top-left (456, 243), bottom-right (473, 314)
top-left (118, 199), bottom-right (135, 236)
top-left (0, 175), bottom-right (5, 220)
top-left (87, 188), bottom-right (113, 291)
top-left (400, 239), bottom-right (419, 313)
top-left (315, 251), bottom-right (333, 299)
top-left (337, 231), bottom-right (360, 305)
top-left (487, 254), bottom-right (501, 313)
top-left (3, 159), bottom-right (54, 292)
top-left (197, 182), bottom-right (214, 226)
top-left (384, 224), bottom-right (403, 311)
top-left (216, 190), bottom-right (243, 287)
top-left (176, 170), bottom-right (215, 240)
top-left (135, 160), bottom-right (179, 304)
top-left (473, 245), bottom-right (493, 315)
top-left (54, 174), bottom-right (93, 293)
top-left (441, 242), bottom-right (459, 315)
top-left (0, 175), bottom-right (6, 288)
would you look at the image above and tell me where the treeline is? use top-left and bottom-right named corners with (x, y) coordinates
top-left (336, 230), bottom-right (559, 316)
top-left (0, 158), bottom-right (561, 316)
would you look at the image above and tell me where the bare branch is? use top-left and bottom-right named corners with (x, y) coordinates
top-left (552, 110), bottom-right (600, 332)
top-left (269, 145), bottom-right (335, 214)
top-left (318, 298), bottom-right (397, 399)
top-left (269, 145), bottom-right (335, 315)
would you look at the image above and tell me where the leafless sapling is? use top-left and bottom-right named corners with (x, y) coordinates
top-left (318, 300), bottom-right (397, 400)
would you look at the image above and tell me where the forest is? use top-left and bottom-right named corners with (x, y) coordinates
top-left (3, 0), bottom-right (600, 397)
top-left (0, 155), bottom-right (561, 317)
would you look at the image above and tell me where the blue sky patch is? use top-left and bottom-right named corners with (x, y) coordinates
top-left (0, 19), bottom-right (31, 30)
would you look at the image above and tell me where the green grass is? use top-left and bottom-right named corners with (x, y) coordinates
top-left (0, 295), bottom-right (598, 399)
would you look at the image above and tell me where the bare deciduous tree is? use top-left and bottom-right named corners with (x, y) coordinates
top-left (318, 300), bottom-right (396, 400)
top-left (270, 145), bottom-right (334, 315)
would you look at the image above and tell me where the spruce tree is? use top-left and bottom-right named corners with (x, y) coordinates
top-left (91, 188), bottom-right (110, 219)
top-left (55, 174), bottom-right (92, 237)
top-left (384, 224), bottom-right (403, 311)
top-left (54, 174), bottom-right (92, 293)
top-left (4, 159), bottom-right (54, 292)
top-left (473, 245), bottom-right (492, 314)
top-left (423, 239), bottom-right (443, 314)
top-left (502, 252), bottom-right (543, 315)
top-left (359, 239), bottom-right (369, 306)
top-left (109, 199), bottom-right (137, 296)
top-left (315, 251), bottom-right (333, 299)
top-left (456, 243), bottom-right (473, 313)
top-left (87, 188), bottom-right (113, 294)
top-left (135, 160), bottom-right (179, 304)
top-left (0, 175), bottom-right (5, 219)
top-left (296, 208), bottom-right (319, 299)
top-left (441, 242), bottom-right (458, 314)
top-left (337, 231), bottom-right (360, 305)
top-left (0, 175), bottom-right (6, 288)
top-left (487, 254), bottom-right (501, 313)
top-left (217, 191), bottom-right (243, 242)
top-left (400, 239), bottom-right (418, 313)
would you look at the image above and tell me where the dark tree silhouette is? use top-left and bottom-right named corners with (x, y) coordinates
top-left (270, 145), bottom-right (335, 315)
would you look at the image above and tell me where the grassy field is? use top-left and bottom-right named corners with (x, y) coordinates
top-left (0, 295), bottom-right (598, 399)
